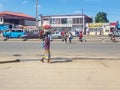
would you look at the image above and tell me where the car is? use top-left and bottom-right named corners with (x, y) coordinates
top-left (51, 31), bottom-right (62, 39)
top-left (114, 30), bottom-right (120, 37)
top-left (108, 30), bottom-right (120, 37)
top-left (20, 30), bottom-right (40, 40)
top-left (3, 29), bottom-right (25, 38)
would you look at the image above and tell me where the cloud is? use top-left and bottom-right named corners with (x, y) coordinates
top-left (22, 0), bottom-right (28, 4)
top-left (74, 10), bottom-right (81, 14)
top-left (0, 3), bottom-right (3, 10)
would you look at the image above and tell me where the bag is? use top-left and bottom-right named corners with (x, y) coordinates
top-left (70, 36), bottom-right (73, 39)
top-left (41, 41), bottom-right (45, 48)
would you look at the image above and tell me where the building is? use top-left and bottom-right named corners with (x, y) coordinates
top-left (40, 14), bottom-right (93, 33)
top-left (87, 23), bottom-right (110, 35)
top-left (0, 11), bottom-right (36, 30)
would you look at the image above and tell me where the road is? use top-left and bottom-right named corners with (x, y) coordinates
top-left (0, 41), bottom-right (120, 90)
top-left (0, 40), bottom-right (120, 62)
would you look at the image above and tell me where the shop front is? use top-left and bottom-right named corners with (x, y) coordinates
top-left (87, 23), bottom-right (110, 36)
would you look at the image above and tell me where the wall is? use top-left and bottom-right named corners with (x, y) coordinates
top-left (24, 20), bottom-right (36, 26)
top-left (0, 17), bottom-right (3, 24)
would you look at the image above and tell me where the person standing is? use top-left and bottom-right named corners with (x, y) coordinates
top-left (68, 32), bottom-right (73, 43)
top-left (61, 30), bottom-right (65, 42)
top-left (79, 31), bottom-right (83, 42)
top-left (41, 34), bottom-right (51, 63)
top-left (64, 31), bottom-right (68, 43)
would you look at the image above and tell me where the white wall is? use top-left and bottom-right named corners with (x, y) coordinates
top-left (0, 17), bottom-right (3, 24)
top-left (24, 20), bottom-right (36, 26)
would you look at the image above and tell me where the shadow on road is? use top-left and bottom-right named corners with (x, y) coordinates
top-left (1, 57), bottom-right (120, 64)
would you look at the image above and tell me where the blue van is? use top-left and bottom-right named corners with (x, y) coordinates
top-left (3, 29), bottom-right (25, 38)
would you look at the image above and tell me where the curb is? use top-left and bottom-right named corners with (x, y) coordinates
top-left (0, 59), bottom-right (20, 64)
top-left (1, 57), bottom-right (120, 64)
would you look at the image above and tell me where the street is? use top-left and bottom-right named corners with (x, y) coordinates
top-left (0, 41), bottom-right (120, 90)
top-left (0, 40), bottom-right (120, 62)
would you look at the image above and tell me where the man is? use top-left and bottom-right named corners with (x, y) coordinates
top-left (79, 31), bottom-right (83, 42)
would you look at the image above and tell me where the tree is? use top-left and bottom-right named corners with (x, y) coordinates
top-left (95, 12), bottom-right (109, 23)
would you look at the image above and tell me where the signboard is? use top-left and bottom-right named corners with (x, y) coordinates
top-left (88, 23), bottom-right (103, 28)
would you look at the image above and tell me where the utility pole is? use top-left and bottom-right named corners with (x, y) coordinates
top-left (36, 0), bottom-right (38, 30)
top-left (82, 8), bottom-right (86, 34)
top-left (40, 14), bottom-right (43, 29)
top-left (82, 8), bottom-right (84, 32)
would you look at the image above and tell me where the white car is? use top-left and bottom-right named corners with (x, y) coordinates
top-left (108, 30), bottom-right (120, 37)
top-left (114, 31), bottom-right (120, 37)
top-left (51, 31), bottom-right (62, 39)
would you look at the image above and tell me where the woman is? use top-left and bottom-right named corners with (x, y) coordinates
top-left (41, 34), bottom-right (51, 63)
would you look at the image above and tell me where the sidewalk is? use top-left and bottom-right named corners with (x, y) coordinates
top-left (0, 59), bottom-right (120, 90)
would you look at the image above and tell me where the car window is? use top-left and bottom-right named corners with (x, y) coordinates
top-left (56, 32), bottom-right (59, 34)
top-left (12, 30), bottom-right (16, 32)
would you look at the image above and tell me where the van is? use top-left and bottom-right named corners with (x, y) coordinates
top-left (3, 29), bottom-right (25, 38)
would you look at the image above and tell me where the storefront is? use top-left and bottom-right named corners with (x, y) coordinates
top-left (87, 23), bottom-right (110, 35)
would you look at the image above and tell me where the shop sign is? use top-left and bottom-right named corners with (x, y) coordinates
top-left (88, 23), bottom-right (103, 28)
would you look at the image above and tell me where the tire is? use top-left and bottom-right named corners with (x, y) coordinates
top-left (18, 35), bottom-right (21, 38)
top-left (6, 35), bottom-right (9, 38)
top-left (23, 38), bottom-right (27, 41)
top-left (58, 36), bottom-right (62, 39)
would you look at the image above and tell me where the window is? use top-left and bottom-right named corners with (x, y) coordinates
top-left (73, 18), bottom-right (84, 24)
top-left (12, 30), bottom-right (15, 32)
top-left (50, 18), bottom-right (60, 24)
top-left (61, 18), bottom-right (67, 24)
top-left (67, 18), bottom-right (72, 24)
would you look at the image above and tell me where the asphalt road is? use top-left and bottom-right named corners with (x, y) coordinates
top-left (0, 41), bottom-right (120, 90)
top-left (0, 40), bottom-right (120, 62)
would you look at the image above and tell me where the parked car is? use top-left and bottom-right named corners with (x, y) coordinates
top-left (51, 31), bottom-right (62, 39)
top-left (3, 29), bottom-right (25, 38)
top-left (108, 30), bottom-right (120, 37)
top-left (114, 30), bottom-right (120, 37)
top-left (20, 30), bottom-right (40, 40)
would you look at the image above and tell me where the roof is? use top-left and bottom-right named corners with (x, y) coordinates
top-left (43, 14), bottom-right (91, 18)
top-left (0, 11), bottom-right (35, 20)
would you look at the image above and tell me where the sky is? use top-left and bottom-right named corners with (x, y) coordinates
top-left (0, 0), bottom-right (120, 22)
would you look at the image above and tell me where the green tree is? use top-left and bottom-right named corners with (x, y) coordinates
top-left (95, 12), bottom-right (109, 23)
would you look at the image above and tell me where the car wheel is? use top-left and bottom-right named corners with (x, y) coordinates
top-left (23, 38), bottom-right (27, 41)
top-left (18, 35), bottom-right (21, 38)
top-left (6, 35), bottom-right (9, 38)
top-left (58, 36), bottom-right (61, 39)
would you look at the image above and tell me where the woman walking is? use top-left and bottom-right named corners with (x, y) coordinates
top-left (41, 34), bottom-right (51, 63)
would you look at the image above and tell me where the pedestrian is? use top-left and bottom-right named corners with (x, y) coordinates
top-left (64, 31), bottom-right (68, 43)
top-left (68, 32), bottom-right (73, 43)
top-left (41, 34), bottom-right (51, 63)
top-left (95, 29), bottom-right (97, 35)
top-left (111, 33), bottom-right (116, 42)
top-left (79, 31), bottom-right (83, 42)
top-left (61, 30), bottom-right (65, 42)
